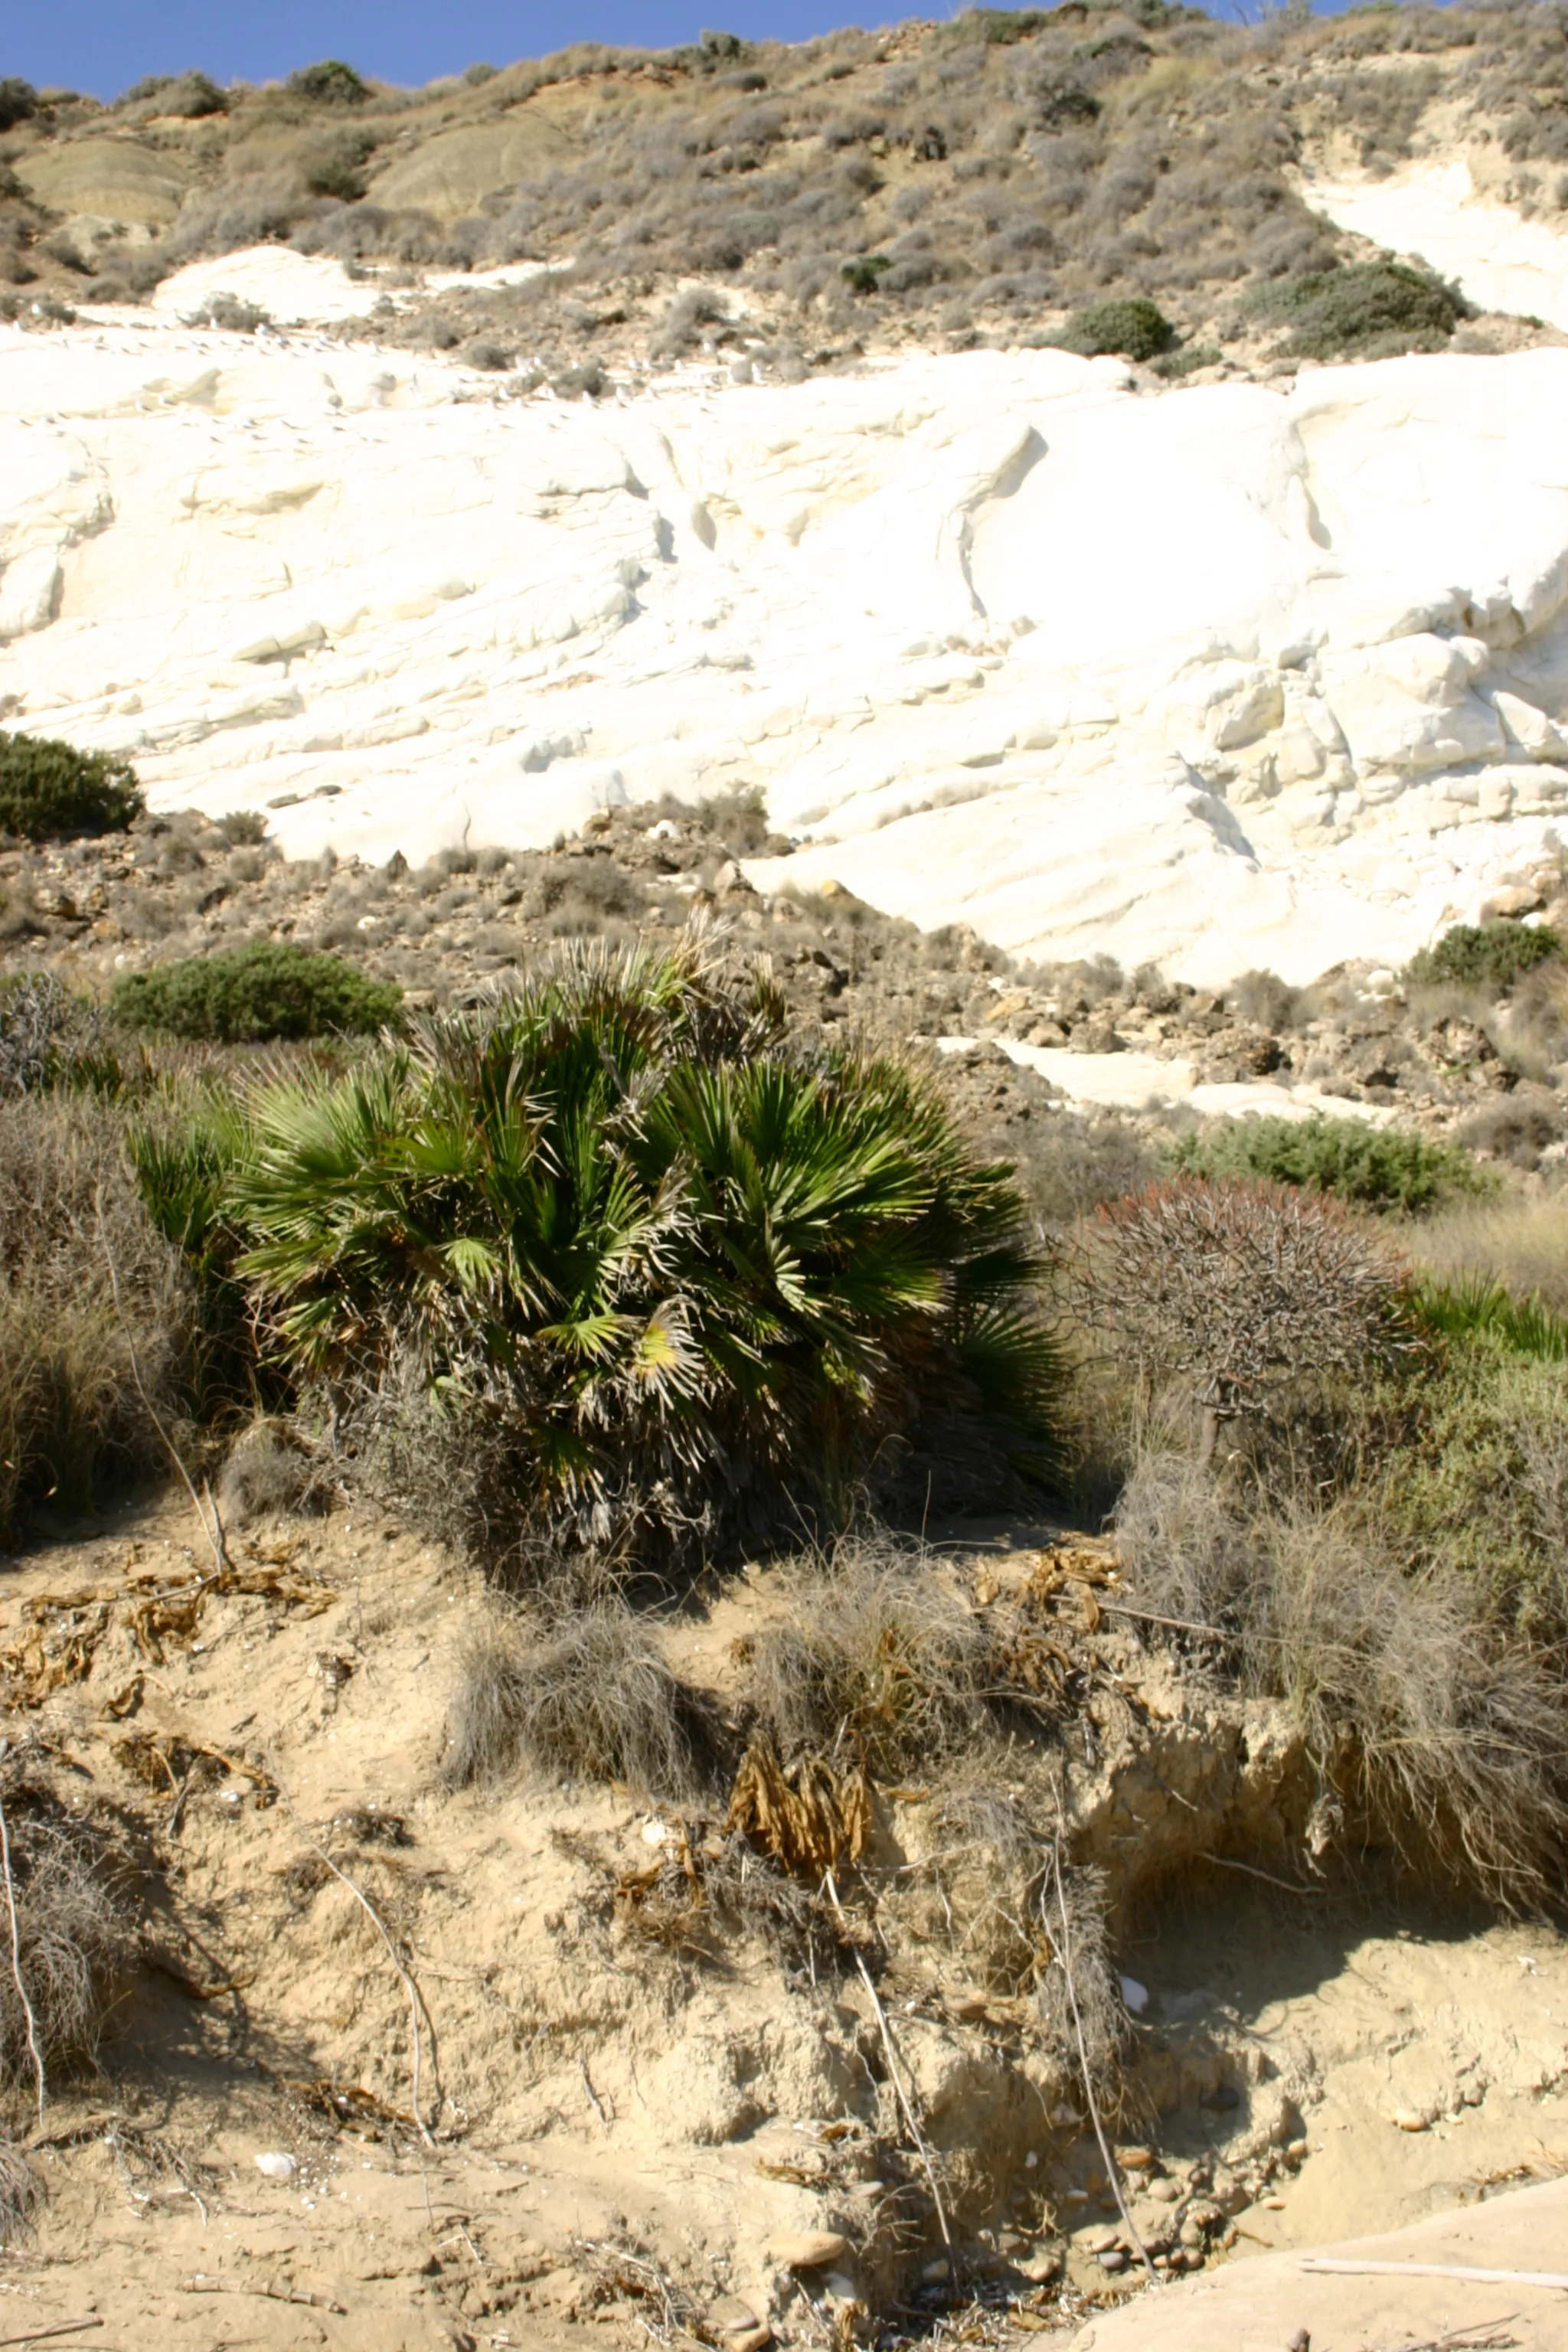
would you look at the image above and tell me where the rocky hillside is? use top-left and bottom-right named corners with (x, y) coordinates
top-left (9, 792), bottom-right (1568, 1181)
top-left (3, 4), bottom-right (1566, 380)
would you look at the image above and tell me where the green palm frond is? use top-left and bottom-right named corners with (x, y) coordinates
top-left (218, 939), bottom-right (1063, 1564)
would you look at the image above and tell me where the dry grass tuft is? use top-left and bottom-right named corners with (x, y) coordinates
top-left (1416, 1190), bottom-right (1568, 1316)
top-left (1116, 1448), bottom-right (1568, 1904)
top-left (737, 1534), bottom-right (991, 1776)
top-left (444, 1599), bottom-right (712, 1798)
top-left (0, 1779), bottom-right (135, 2092)
top-left (0, 1093), bottom-right (194, 1537)
top-left (217, 1419), bottom-right (335, 1524)
top-left (0, 2141), bottom-right (38, 2244)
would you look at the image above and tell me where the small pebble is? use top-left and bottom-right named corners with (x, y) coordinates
top-left (254, 2151), bottom-right (296, 2180)
top-left (1392, 2110), bottom-right (1429, 2133)
top-left (1096, 2249), bottom-right (1128, 2273)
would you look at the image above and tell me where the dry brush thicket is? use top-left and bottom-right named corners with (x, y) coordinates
top-left (1, 5), bottom-right (1555, 371)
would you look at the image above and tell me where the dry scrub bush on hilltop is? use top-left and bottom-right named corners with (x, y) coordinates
top-left (8, 5), bottom-right (1520, 365)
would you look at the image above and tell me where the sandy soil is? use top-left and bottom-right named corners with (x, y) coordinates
top-left (1, 1485), bottom-right (1564, 2352)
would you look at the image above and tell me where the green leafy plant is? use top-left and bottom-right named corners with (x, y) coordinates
top-left (0, 733), bottom-right (144, 842)
top-left (1169, 1113), bottom-right (1488, 1214)
top-left (110, 944), bottom-right (401, 1044)
top-left (1052, 297), bottom-right (1174, 362)
top-left (1415, 1272), bottom-right (1568, 1364)
top-left (1253, 260), bottom-right (1466, 360)
top-left (127, 1088), bottom-right (257, 1410)
top-left (231, 941), bottom-right (1061, 1571)
top-left (286, 58), bottom-right (369, 103)
top-left (841, 254), bottom-right (892, 293)
top-left (1405, 921), bottom-right (1563, 989)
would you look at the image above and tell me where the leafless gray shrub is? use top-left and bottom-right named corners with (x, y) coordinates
top-left (1073, 1179), bottom-right (1414, 1463)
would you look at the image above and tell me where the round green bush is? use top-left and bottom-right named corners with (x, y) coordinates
top-left (1169, 1112), bottom-right (1487, 1214)
top-left (1054, 297), bottom-right (1174, 362)
top-left (286, 58), bottom-right (368, 103)
top-left (1263, 261), bottom-right (1464, 361)
top-left (1405, 921), bottom-right (1562, 990)
top-left (0, 731), bottom-right (145, 841)
top-left (110, 943), bottom-right (402, 1043)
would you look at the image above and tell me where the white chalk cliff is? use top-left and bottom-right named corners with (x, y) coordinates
top-left (7, 256), bottom-right (1568, 984)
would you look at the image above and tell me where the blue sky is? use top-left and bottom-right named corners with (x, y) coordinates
top-left (10, 0), bottom-right (1387, 105)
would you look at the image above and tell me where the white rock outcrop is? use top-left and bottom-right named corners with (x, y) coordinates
top-left (7, 294), bottom-right (1568, 982)
top-left (1303, 158), bottom-right (1568, 335)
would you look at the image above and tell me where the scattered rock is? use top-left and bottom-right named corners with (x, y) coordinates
top-left (253, 2150), bottom-right (296, 2179)
top-left (769, 2231), bottom-right (849, 2270)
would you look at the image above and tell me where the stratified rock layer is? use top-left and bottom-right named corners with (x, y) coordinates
top-left (7, 305), bottom-right (1568, 982)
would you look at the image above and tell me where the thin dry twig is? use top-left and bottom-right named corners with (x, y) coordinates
top-left (1197, 1852), bottom-right (1324, 1897)
top-left (182, 2275), bottom-right (348, 2314)
top-left (0, 1794), bottom-right (44, 2129)
top-left (266, 1762), bottom-right (436, 2149)
top-left (1047, 1839), bottom-right (1160, 2291)
top-left (0, 2322), bottom-right (104, 2348)
top-left (1369, 2321), bottom-right (1520, 2352)
top-left (822, 1868), bottom-right (952, 2254)
top-left (580, 2058), bottom-right (610, 2135)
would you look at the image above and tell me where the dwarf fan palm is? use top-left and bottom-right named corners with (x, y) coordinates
top-left (233, 940), bottom-right (1060, 1568)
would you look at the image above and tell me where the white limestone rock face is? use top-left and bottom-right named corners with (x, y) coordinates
top-left (5, 299), bottom-right (1568, 983)
top-left (1301, 158), bottom-right (1568, 335)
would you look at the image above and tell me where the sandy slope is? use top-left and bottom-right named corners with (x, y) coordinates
top-left (3, 1481), bottom-right (1566, 2352)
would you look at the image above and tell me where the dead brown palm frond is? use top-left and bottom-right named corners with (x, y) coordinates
top-left (724, 1732), bottom-right (871, 1877)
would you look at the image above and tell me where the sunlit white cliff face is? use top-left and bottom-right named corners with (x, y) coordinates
top-left (7, 269), bottom-right (1568, 984)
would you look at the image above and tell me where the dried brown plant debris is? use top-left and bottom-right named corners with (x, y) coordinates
top-left (0, 1554), bottom-right (335, 1708)
top-left (724, 1731), bottom-right (871, 1877)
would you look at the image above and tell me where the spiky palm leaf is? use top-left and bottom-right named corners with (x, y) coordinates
top-left (230, 939), bottom-right (1061, 1565)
